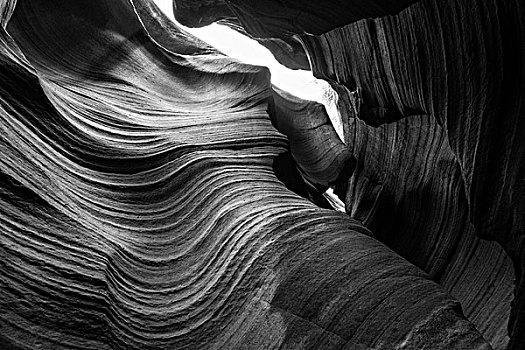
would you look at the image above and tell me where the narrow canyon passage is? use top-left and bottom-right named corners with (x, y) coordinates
top-left (0, 0), bottom-right (522, 349)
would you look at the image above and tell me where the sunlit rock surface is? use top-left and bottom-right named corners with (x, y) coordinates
top-left (0, 0), bottom-right (521, 349)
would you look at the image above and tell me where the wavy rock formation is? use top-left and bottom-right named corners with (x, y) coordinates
top-left (301, 2), bottom-right (523, 348)
top-left (269, 87), bottom-right (355, 189)
top-left (0, 0), bottom-right (521, 350)
top-left (173, 0), bottom-right (523, 349)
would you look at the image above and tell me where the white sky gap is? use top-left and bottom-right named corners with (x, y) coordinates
top-left (152, 0), bottom-right (345, 142)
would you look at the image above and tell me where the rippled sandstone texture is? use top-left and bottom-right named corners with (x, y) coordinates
top-left (0, 0), bottom-right (521, 350)
top-left (174, 0), bottom-right (524, 349)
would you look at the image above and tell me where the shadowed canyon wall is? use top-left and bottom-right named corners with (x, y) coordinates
top-left (0, 0), bottom-right (522, 349)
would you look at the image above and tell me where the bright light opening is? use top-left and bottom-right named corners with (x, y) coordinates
top-left (152, 0), bottom-right (345, 142)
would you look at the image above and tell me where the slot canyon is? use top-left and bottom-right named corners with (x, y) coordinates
top-left (0, 0), bottom-right (523, 349)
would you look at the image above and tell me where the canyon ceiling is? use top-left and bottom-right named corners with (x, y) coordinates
top-left (0, 0), bottom-right (523, 349)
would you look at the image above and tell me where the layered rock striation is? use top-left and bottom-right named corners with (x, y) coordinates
top-left (0, 0), bottom-right (522, 349)
top-left (174, 0), bottom-right (524, 349)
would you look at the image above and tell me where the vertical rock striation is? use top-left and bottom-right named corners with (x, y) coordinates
top-left (299, 1), bottom-right (524, 347)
